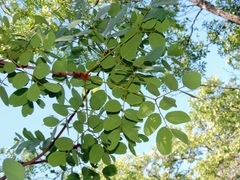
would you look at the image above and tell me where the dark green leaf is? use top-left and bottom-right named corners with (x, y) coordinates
top-left (0, 86), bottom-right (9, 106)
top-left (122, 123), bottom-right (141, 142)
top-left (9, 88), bottom-right (28, 107)
top-left (168, 43), bottom-right (183, 56)
top-left (102, 164), bottom-right (117, 177)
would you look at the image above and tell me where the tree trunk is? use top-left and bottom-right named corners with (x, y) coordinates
top-left (189, 0), bottom-right (240, 25)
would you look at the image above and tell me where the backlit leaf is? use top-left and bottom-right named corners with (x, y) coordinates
top-left (126, 93), bottom-right (143, 106)
top-left (165, 111), bottom-right (191, 124)
top-left (122, 123), bottom-right (141, 142)
top-left (108, 129), bottom-right (120, 151)
top-left (182, 71), bottom-right (201, 90)
top-left (168, 43), bottom-right (183, 56)
top-left (35, 15), bottom-right (49, 25)
top-left (90, 90), bottom-right (107, 110)
top-left (171, 129), bottom-right (189, 144)
top-left (137, 101), bottom-right (155, 119)
top-left (144, 113), bottom-right (161, 136)
top-left (48, 152), bottom-right (66, 167)
top-left (156, 127), bottom-right (172, 155)
top-left (3, 158), bottom-right (25, 180)
top-left (163, 74), bottom-right (178, 91)
top-left (159, 96), bottom-right (177, 110)
top-left (149, 33), bottom-right (165, 49)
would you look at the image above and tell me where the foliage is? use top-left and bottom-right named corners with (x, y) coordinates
top-left (97, 77), bottom-right (240, 179)
top-left (0, 0), bottom-right (203, 179)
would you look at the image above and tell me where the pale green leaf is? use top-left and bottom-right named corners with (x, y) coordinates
top-left (103, 115), bottom-right (121, 131)
top-left (144, 113), bottom-right (162, 136)
top-left (48, 152), bottom-right (66, 167)
top-left (168, 43), bottom-right (183, 56)
top-left (3, 158), bottom-right (25, 180)
top-left (182, 71), bottom-right (201, 90)
top-left (149, 33), bottom-right (165, 49)
top-left (163, 74), bottom-right (178, 91)
top-left (52, 103), bottom-right (68, 116)
top-left (43, 116), bottom-right (59, 127)
top-left (171, 129), bottom-right (189, 144)
top-left (104, 100), bottom-right (121, 112)
top-left (159, 96), bottom-right (177, 110)
top-left (165, 111), bottom-right (191, 124)
top-left (137, 101), bottom-right (155, 119)
top-left (156, 127), bottom-right (172, 155)
top-left (33, 63), bottom-right (50, 79)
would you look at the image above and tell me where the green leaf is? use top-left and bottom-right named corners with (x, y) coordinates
top-left (102, 164), bottom-right (117, 177)
top-left (3, 16), bottom-right (10, 28)
top-left (126, 93), bottom-right (143, 106)
top-left (104, 100), bottom-right (121, 112)
top-left (182, 71), bottom-right (201, 90)
top-left (43, 116), bottom-right (59, 127)
top-left (36, 99), bottom-right (45, 109)
top-left (48, 151), bottom-right (66, 167)
top-left (89, 144), bottom-right (104, 164)
top-left (77, 111), bottom-right (86, 123)
top-left (137, 101), bottom-right (155, 119)
top-left (9, 88), bottom-right (28, 107)
top-left (155, 18), bottom-right (169, 32)
top-left (71, 88), bottom-right (82, 102)
top-left (144, 113), bottom-right (162, 136)
top-left (156, 127), bottom-right (172, 155)
top-left (165, 111), bottom-right (191, 124)
top-left (149, 33), bottom-right (165, 49)
top-left (145, 46), bottom-right (164, 61)
top-left (163, 74), bottom-right (178, 91)
top-left (0, 86), bottom-right (9, 106)
top-left (43, 31), bottom-right (55, 50)
top-left (102, 153), bottom-right (111, 165)
top-left (146, 83), bottom-right (160, 96)
top-left (67, 173), bottom-right (80, 180)
top-left (162, 59), bottom-right (171, 71)
top-left (33, 63), bottom-right (50, 79)
top-left (31, 35), bottom-right (41, 48)
top-left (141, 19), bottom-right (157, 29)
top-left (113, 142), bottom-right (127, 154)
top-left (88, 115), bottom-right (101, 129)
top-left (52, 103), bottom-right (68, 116)
top-left (3, 158), bottom-right (25, 180)
top-left (171, 129), bottom-right (188, 144)
top-left (52, 60), bottom-right (66, 72)
top-left (12, 13), bottom-right (20, 24)
top-left (19, 51), bottom-right (33, 66)
top-left (69, 97), bottom-right (80, 110)
top-left (21, 101), bottom-right (34, 117)
top-left (73, 121), bottom-right (83, 133)
top-left (35, 15), bottom-right (49, 25)
top-left (124, 109), bottom-right (138, 122)
top-left (101, 56), bottom-right (115, 69)
top-left (103, 116), bottom-right (121, 131)
top-left (55, 35), bottom-right (74, 42)
top-left (90, 90), bottom-right (107, 110)
top-left (108, 129), bottom-right (120, 151)
top-left (27, 83), bottom-right (40, 101)
top-left (55, 137), bottom-right (73, 151)
top-left (152, 0), bottom-right (178, 6)
top-left (120, 34), bottom-right (141, 60)
top-left (144, 7), bottom-right (165, 22)
top-left (108, 3), bottom-right (121, 17)
top-left (43, 82), bottom-right (61, 93)
top-left (67, 19), bottom-right (83, 28)
top-left (122, 123), bottom-right (141, 142)
top-left (35, 130), bottom-right (45, 141)
top-left (12, 72), bottom-right (29, 89)
top-left (159, 96), bottom-right (177, 110)
top-left (168, 43), bottom-right (183, 56)
top-left (3, 62), bottom-right (16, 73)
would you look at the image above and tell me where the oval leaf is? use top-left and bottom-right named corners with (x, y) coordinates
top-left (55, 137), bottom-right (73, 151)
top-left (182, 71), bottom-right (201, 90)
top-left (104, 100), bottom-right (121, 112)
top-left (27, 83), bottom-right (40, 101)
top-left (3, 158), bottom-right (25, 180)
top-left (171, 129), bottom-right (189, 144)
top-left (102, 164), bottom-right (117, 177)
top-left (43, 116), bottom-right (59, 127)
top-left (137, 101), bottom-right (155, 119)
top-left (144, 113), bottom-right (162, 136)
top-left (165, 111), bottom-right (191, 124)
top-left (33, 63), bottom-right (50, 79)
top-left (156, 127), bottom-right (172, 155)
top-left (163, 74), bottom-right (178, 91)
top-left (89, 144), bottom-right (104, 164)
top-left (103, 116), bottom-right (121, 131)
top-left (48, 152), bottom-right (66, 167)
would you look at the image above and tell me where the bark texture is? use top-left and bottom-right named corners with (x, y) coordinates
top-left (189, 0), bottom-right (240, 25)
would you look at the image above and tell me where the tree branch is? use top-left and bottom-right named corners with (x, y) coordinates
top-left (189, 0), bottom-right (240, 25)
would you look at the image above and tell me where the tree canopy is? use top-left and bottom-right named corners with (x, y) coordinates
top-left (0, 0), bottom-right (239, 179)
